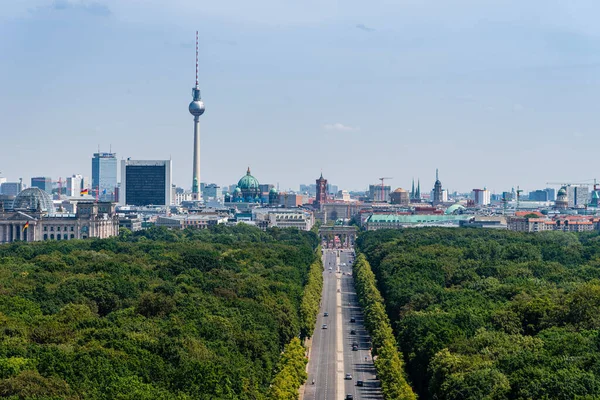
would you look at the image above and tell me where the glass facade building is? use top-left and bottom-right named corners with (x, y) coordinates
top-left (120, 160), bottom-right (172, 206)
top-left (92, 153), bottom-right (117, 201)
top-left (31, 177), bottom-right (52, 194)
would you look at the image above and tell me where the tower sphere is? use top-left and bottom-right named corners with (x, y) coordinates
top-left (189, 100), bottom-right (205, 116)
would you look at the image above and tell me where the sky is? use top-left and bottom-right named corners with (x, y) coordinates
top-left (1, 0), bottom-right (600, 194)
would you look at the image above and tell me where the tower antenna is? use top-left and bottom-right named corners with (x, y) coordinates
top-left (195, 31), bottom-right (199, 87)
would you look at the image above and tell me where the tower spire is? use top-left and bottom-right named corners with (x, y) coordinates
top-left (436, 168), bottom-right (439, 181)
top-left (195, 31), bottom-right (199, 88)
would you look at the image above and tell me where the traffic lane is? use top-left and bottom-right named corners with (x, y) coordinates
top-left (342, 273), bottom-right (358, 399)
top-left (306, 251), bottom-right (337, 399)
top-left (341, 267), bottom-right (383, 399)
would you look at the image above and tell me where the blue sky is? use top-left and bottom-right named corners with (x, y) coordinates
top-left (1, 1), bottom-right (600, 193)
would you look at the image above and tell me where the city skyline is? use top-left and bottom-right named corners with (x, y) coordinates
top-left (2, 1), bottom-right (600, 192)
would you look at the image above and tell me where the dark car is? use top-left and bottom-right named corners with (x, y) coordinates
top-left (345, 395), bottom-right (353, 400)
top-left (352, 344), bottom-right (358, 351)
top-left (350, 329), bottom-right (356, 335)
top-left (350, 317), bottom-right (356, 323)
top-left (324, 312), bottom-right (329, 317)
top-left (356, 380), bottom-right (364, 387)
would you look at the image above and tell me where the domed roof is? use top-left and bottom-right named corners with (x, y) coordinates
top-left (269, 187), bottom-right (278, 194)
top-left (234, 187), bottom-right (242, 193)
top-left (13, 188), bottom-right (55, 212)
top-left (237, 167), bottom-right (260, 190)
top-left (393, 188), bottom-right (407, 193)
top-left (557, 187), bottom-right (567, 196)
top-left (444, 203), bottom-right (465, 215)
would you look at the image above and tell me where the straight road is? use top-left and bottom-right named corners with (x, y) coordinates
top-left (305, 248), bottom-right (383, 400)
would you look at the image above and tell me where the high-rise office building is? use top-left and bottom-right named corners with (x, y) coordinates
top-left (566, 185), bottom-right (589, 208)
top-left (545, 188), bottom-right (556, 201)
top-left (0, 181), bottom-right (23, 197)
top-left (31, 177), bottom-right (52, 194)
top-left (92, 152), bottom-right (117, 201)
top-left (120, 160), bottom-right (172, 206)
top-left (529, 190), bottom-right (549, 202)
top-left (472, 188), bottom-right (491, 205)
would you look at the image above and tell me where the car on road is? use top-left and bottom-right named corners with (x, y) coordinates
top-left (350, 317), bottom-right (356, 323)
top-left (356, 380), bottom-right (363, 387)
top-left (345, 373), bottom-right (353, 380)
top-left (352, 344), bottom-right (358, 351)
top-left (322, 324), bottom-right (327, 329)
top-left (328, 267), bottom-right (332, 270)
top-left (345, 395), bottom-right (353, 400)
top-left (324, 312), bottom-right (329, 317)
top-left (350, 329), bottom-right (356, 335)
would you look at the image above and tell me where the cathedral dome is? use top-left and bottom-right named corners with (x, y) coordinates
top-left (13, 188), bottom-right (55, 212)
top-left (557, 187), bottom-right (567, 197)
top-left (237, 167), bottom-right (260, 190)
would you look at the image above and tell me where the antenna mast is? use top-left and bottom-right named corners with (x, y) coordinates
top-left (195, 31), bottom-right (199, 87)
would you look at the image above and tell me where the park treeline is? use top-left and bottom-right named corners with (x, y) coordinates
top-left (268, 249), bottom-right (323, 399)
top-left (357, 228), bottom-right (600, 400)
top-left (353, 254), bottom-right (416, 400)
top-left (0, 225), bottom-right (318, 399)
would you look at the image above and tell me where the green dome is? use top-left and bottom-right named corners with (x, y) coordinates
top-left (234, 187), bottom-right (242, 193)
top-left (237, 167), bottom-right (260, 190)
top-left (557, 187), bottom-right (567, 196)
top-left (269, 187), bottom-right (278, 194)
top-left (593, 191), bottom-right (599, 199)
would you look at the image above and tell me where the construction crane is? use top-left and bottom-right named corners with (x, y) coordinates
top-left (547, 180), bottom-right (598, 190)
top-left (516, 186), bottom-right (523, 210)
top-left (379, 177), bottom-right (393, 202)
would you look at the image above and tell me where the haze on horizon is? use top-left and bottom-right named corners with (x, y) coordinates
top-left (1, 1), bottom-right (600, 194)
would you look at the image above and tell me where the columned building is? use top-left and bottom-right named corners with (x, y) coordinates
top-left (0, 189), bottom-right (119, 243)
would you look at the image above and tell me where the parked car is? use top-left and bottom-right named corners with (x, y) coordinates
top-left (350, 317), bottom-right (356, 323)
top-left (345, 373), bottom-right (353, 380)
top-left (345, 395), bottom-right (353, 400)
top-left (350, 329), bottom-right (356, 335)
top-left (324, 312), bottom-right (329, 317)
top-left (356, 380), bottom-right (364, 387)
top-left (322, 324), bottom-right (328, 329)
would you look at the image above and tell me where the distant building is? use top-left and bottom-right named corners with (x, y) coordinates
top-left (369, 184), bottom-right (391, 202)
top-left (253, 208), bottom-right (314, 231)
top-left (529, 190), bottom-right (549, 202)
top-left (327, 184), bottom-right (338, 195)
top-left (203, 183), bottom-right (222, 201)
top-left (31, 177), bottom-right (52, 194)
top-left (555, 186), bottom-right (569, 210)
top-left (0, 189), bottom-right (118, 243)
top-left (155, 214), bottom-right (227, 229)
top-left (300, 184), bottom-right (317, 196)
top-left (410, 179), bottom-right (422, 203)
top-left (315, 173), bottom-right (328, 207)
top-left (1, 181), bottom-right (23, 197)
top-left (390, 188), bottom-right (410, 205)
top-left (233, 167), bottom-right (262, 203)
top-left (432, 169), bottom-right (443, 205)
top-left (471, 188), bottom-right (491, 206)
top-left (566, 185), bottom-right (589, 208)
top-left (92, 152), bottom-right (117, 201)
top-left (279, 193), bottom-right (304, 208)
top-left (545, 188), bottom-right (556, 201)
top-left (120, 159), bottom-right (172, 206)
top-left (335, 190), bottom-right (351, 202)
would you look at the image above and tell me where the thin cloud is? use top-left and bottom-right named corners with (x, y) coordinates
top-left (356, 24), bottom-right (375, 33)
top-left (34, 0), bottom-right (112, 17)
top-left (323, 123), bottom-right (360, 132)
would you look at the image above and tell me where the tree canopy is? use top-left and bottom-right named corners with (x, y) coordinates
top-left (0, 225), bottom-right (318, 399)
top-left (357, 228), bottom-right (600, 400)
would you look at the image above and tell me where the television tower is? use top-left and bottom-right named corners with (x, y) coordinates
top-left (189, 31), bottom-right (205, 200)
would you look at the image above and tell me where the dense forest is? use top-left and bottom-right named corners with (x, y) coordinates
top-left (357, 228), bottom-right (600, 400)
top-left (0, 225), bottom-right (318, 399)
